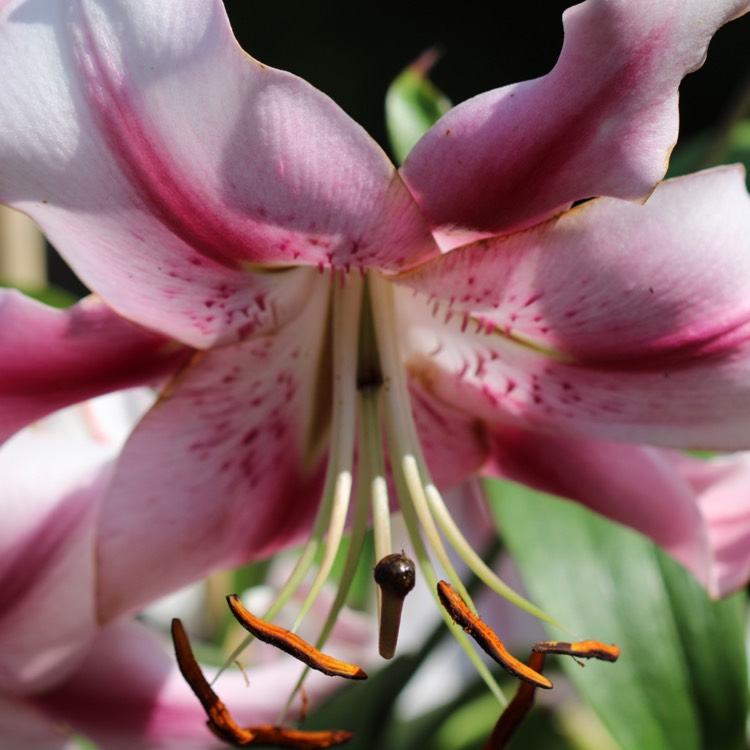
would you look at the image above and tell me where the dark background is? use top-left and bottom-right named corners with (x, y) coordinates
top-left (222, 0), bottom-right (750, 152)
top-left (50, 1), bottom-right (750, 293)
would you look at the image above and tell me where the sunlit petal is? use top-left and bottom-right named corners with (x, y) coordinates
top-left (0, 0), bottom-right (438, 345)
top-left (401, 0), bottom-right (750, 240)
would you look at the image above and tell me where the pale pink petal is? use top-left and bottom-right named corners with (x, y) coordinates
top-left (0, 0), bottom-right (437, 346)
top-left (401, 0), bottom-right (750, 241)
top-left (95, 277), bottom-right (332, 621)
top-left (34, 621), bottom-right (356, 749)
top-left (0, 291), bottom-right (188, 442)
top-left (483, 428), bottom-right (713, 589)
top-left (400, 167), bottom-right (750, 360)
top-left (395, 168), bottom-right (750, 448)
top-left (0, 425), bottom-right (112, 694)
top-left (669, 452), bottom-right (750, 596)
top-left (0, 697), bottom-right (73, 750)
top-left (410, 381), bottom-right (488, 489)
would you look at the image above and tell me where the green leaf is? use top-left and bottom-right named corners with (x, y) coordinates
top-left (427, 688), bottom-right (574, 750)
top-left (303, 653), bottom-right (422, 749)
top-left (487, 480), bottom-right (748, 750)
top-left (72, 736), bottom-right (99, 750)
top-left (0, 282), bottom-right (77, 308)
top-left (385, 49), bottom-right (451, 165)
top-left (668, 119), bottom-right (750, 184)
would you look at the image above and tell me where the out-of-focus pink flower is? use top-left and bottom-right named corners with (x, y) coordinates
top-left (0, 395), bottom-right (374, 748)
top-left (666, 451), bottom-right (750, 596)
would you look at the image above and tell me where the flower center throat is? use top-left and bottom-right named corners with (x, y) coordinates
top-left (173, 271), bottom-right (618, 744)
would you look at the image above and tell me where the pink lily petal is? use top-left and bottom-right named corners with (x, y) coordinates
top-left (395, 167), bottom-right (750, 449)
top-left (0, 390), bottom-right (154, 700)
top-left (95, 279), bottom-right (332, 621)
top-left (483, 427), bottom-right (713, 590)
top-left (410, 381), bottom-right (488, 490)
top-left (0, 0), bottom-right (438, 347)
top-left (0, 391), bottom-right (374, 746)
top-left (0, 423), bottom-right (110, 694)
top-left (401, 0), bottom-right (750, 241)
top-left (668, 452), bottom-right (750, 596)
top-left (0, 291), bottom-right (188, 442)
top-left (33, 620), bottom-right (356, 749)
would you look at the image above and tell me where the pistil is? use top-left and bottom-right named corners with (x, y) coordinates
top-left (373, 552), bottom-right (415, 659)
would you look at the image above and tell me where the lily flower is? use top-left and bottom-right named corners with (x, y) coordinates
top-left (4, 0), bottom-right (750, 733)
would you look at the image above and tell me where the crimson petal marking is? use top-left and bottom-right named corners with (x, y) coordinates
top-left (396, 168), bottom-right (750, 449)
top-left (95, 276), bottom-right (331, 621)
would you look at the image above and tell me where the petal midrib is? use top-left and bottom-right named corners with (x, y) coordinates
top-left (70, 3), bottom-right (249, 269)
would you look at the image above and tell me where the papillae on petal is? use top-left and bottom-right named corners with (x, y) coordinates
top-left (395, 167), bottom-right (750, 449)
top-left (95, 275), bottom-right (332, 622)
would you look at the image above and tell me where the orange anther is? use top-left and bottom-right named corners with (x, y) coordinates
top-left (226, 594), bottom-right (367, 680)
top-left (437, 581), bottom-right (552, 689)
top-left (532, 639), bottom-right (620, 662)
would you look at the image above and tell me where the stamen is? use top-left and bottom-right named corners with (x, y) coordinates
top-left (172, 618), bottom-right (255, 744)
top-left (370, 471), bottom-right (391, 557)
top-left (172, 618), bottom-right (354, 749)
top-left (291, 273), bottom-right (363, 630)
top-left (278, 391), bottom-right (378, 723)
top-left (400, 453), bottom-right (476, 604)
top-left (423, 483), bottom-right (569, 631)
top-left (368, 272), bottom-right (563, 622)
top-left (481, 652), bottom-right (547, 750)
top-left (385, 433), bottom-right (506, 704)
top-left (532, 640), bottom-right (620, 662)
top-left (217, 273), bottom-right (363, 680)
top-left (226, 594), bottom-right (367, 680)
top-left (369, 272), bottom-right (506, 703)
top-left (205, 266), bottom-right (594, 741)
top-left (235, 726), bottom-right (354, 748)
top-left (437, 581), bottom-right (552, 689)
top-left (360, 388), bottom-right (392, 567)
top-left (373, 552), bottom-right (416, 659)
top-left (290, 468), bottom-right (353, 631)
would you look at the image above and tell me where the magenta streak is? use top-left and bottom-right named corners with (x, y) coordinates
top-left (577, 314), bottom-right (750, 373)
top-left (73, 12), bottom-right (256, 269)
